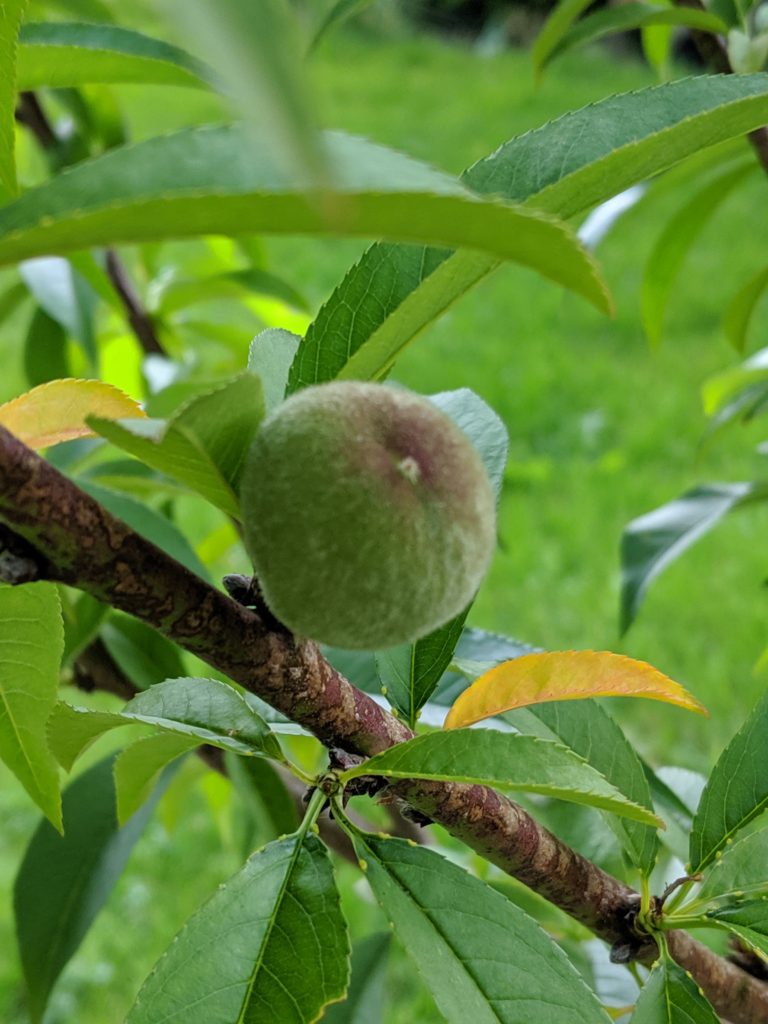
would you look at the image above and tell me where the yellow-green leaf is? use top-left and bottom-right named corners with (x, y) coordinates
top-left (0, 378), bottom-right (145, 449)
top-left (444, 650), bottom-right (707, 729)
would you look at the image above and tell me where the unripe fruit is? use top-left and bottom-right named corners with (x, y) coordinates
top-left (240, 381), bottom-right (496, 649)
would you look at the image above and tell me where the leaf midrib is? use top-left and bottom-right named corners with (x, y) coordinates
top-left (363, 839), bottom-right (505, 1024)
top-left (236, 837), bottom-right (305, 1024)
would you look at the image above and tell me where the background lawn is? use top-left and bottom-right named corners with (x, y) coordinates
top-left (1, 22), bottom-right (766, 1023)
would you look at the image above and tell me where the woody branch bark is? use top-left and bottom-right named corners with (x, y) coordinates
top-left (0, 426), bottom-right (766, 1023)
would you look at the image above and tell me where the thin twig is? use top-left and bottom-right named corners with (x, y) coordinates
top-left (103, 250), bottom-right (165, 355)
top-left (15, 93), bottom-right (58, 150)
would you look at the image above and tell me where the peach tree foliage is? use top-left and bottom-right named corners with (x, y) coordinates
top-left (0, 2), bottom-right (767, 1023)
top-left (530, 0), bottom-right (768, 639)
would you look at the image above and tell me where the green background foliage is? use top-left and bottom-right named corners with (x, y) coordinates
top-left (2, 6), bottom-right (768, 1022)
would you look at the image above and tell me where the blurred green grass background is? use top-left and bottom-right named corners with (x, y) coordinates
top-left (1, 24), bottom-right (767, 1024)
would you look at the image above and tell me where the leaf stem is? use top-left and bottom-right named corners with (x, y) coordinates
top-left (297, 786), bottom-right (327, 839)
top-left (328, 795), bottom-right (364, 842)
top-left (661, 914), bottom-right (713, 932)
top-left (640, 873), bottom-right (652, 918)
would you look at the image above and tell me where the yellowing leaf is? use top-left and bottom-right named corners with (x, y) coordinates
top-left (0, 378), bottom-right (145, 448)
top-left (444, 650), bottom-right (708, 729)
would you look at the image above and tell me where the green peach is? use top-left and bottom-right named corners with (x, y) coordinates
top-left (240, 381), bottom-right (495, 649)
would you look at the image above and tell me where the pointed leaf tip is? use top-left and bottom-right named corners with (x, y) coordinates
top-left (444, 650), bottom-right (708, 729)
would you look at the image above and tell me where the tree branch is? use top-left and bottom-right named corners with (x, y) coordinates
top-left (72, 637), bottom-right (138, 701)
top-left (0, 427), bottom-right (766, 1022)
top-left (103, 249), bottom-right (165, 356)
top-left (15, 92), bottom-right (58, 150)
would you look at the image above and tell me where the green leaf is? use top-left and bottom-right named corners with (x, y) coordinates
top-left (28, 0), bottom-right (115, 22)
top-left (114, 731), bottom-right (198, 823)
top-left (643, 764), bottom-right (699, 863)
top-left (354, 835), bottom-right (611, 1024)
top-left (376, 613), bottom-right (467, 729)
top-left (694, 831), bottom-right (768, 907)
top-left (723, 266), bottom-right (768, 352)
top-left (0, 582), bottom-right (63, 831)
top-left (702, 381), bottom-right (768, 442)
top-left (424, 627), bottom-right (541, 712)
top-left (17, 21), bottom-right (214, 90)
top-left (47, 702), bottom-right (130, 771)
top-left (127, 833), bottom-right (350, 1024)
top-left (289, 75), bottom-right (768, 392)
top-left (101, 615), bottom-right (185, 690)
top-left (344, 730), bottom-right (662, 826)
top-left (630, 956), bottom-right (719, 1023)
top-left (429, 388), bottom-right (509, 496)
top-left (376, 388), bottom-right (508, 726)
top-left (81, 458), bottom-right (192, 499)
top-left (0, 279), bottom-right (30, 321)
top-left (620, 483), bottom-right (768, 634)
top-left (642, 23), bottom-right (674, 79)
top-left (708, 0), bottom-right (740, 27)
top-left (322, 932), bottom-right (391, 1024)
top-left (702, 346), bottom-right (768, 417)
top-left (19, 256), bottom-right (96, 366)
top-left (309, 0), bottom-right (375, 53)
top-left (690, 690), bottom-right (768, 872)
top-left (60, 591), bottom-right (108, 664)
top-left (532, 0), bottom-right (596, 78)
top-left (89, 372), bottom-right (265, 517)
top-left (0, 126), bottom-right (609, 317)
top-left (0, 0), bottom-right (26, 195)
top-left (68, 249), bottom-right (123, 313)
top-left (641, 161), bottom-right (754, 347)
top-left (125, 676), bottom-right (283, 760)
top-left (156, 268), bottom-right (309, 317)
top-left (705, 898), bottom-right (768, 961)
top-left (14, 754), bottom-right (165, 1024)
top-left (225, 751), bottom-right (299, 846)
top-left (538, 3), bottom-right (727, 71)
top-left (48, 676), bottom-right (284, 772)
top-left (23, 307), bottom-right (69, 387)
top-left (78, 480), bottom-right (209, 579)
top-left (248, 327), bottom-right (302, 413)
top-left (516, 700), bottom-right (659, 876)
top-left (322, 645), bottom-right (381, 693)
top-left (168, 0), bottom-right (328, 186)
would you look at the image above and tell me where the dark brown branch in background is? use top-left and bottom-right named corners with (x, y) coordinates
top-left (14, 91), bottom-right (166, 357)
top-left (103, 249), bottom-right (165, 356)
top-left (15, 93), bottom-right (58, 150)
top-left (73, 637), bottom-right (137, 701)
top-left (0, 429), bottom-right (766, 1023)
